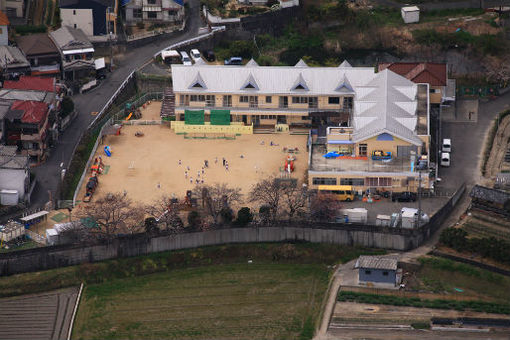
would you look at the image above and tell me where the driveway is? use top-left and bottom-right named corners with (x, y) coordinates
top-left (30, 0), bottom-right (202, 206)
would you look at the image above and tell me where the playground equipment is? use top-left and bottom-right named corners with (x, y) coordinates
top-left (323, 151), bottom-right (340, 159)
top-left (104, 146), bottom-right (112, 157)
top-left (90, 157), bottom-right (104, 176)
top-left (284, 154), bottom-right (295, 173)
top-left (371, 150), bottom-right (392, 161)
top-left (83, 176), bottom-right (99, 203)
top-left (125, 112), bottom-right (133, 121)
top-left (135, 131), bottom-right (144, 137)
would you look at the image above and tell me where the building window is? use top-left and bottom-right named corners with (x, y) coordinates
top-left (265, 96), bottom-right (272, 103)
top-left (249, 96), bottom-right (258, 108)
top-left (133, 9), bottom-right (142, 18)
top-left (240, 96), bottom-right (249, 103)
top-left (147, 0), bottom-right (157, 4)
top-left (383, 271), bottom-right (389, 276)
top-left (73, 10), bottom-right (76, 15)
top-left (292, 96), bottom-right (308, 104)
top-left (365, 177), bottom-right (392, 187)
top-left (343, 97), bottom-right (353, 109)
top-left (223, 95), bottom-right (232, 107)
top-left (147, 11), bottom-right (157, 19)
top-left (358, 144), bottom-right (367, 156)
top-left (328, 97), bottom-right (340, 104)
top-left (365, 270), bottom-right (371, 275)
top-left (340, 178), bottom-right (365, 186)
top-left (74, 24), bottom-right (77, 28)
top-left (205, 95), bottom-right (215, 107)
top-left (312, 177), bottom-right (337, 185)
top-left (379, 177), bottom-right (392, 187)
top-left (190, 95), bottom-right (205, 102)
top-left (301, 116), bottom-right (310, 120)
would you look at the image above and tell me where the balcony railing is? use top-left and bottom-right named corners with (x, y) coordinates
top-left (176, 104), bottom-right (350, 114)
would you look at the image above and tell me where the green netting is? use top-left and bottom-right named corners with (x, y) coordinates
top-left (210, 109), bottom-right (231, 125)
top-left (185, 109), bottom-right (205, 125)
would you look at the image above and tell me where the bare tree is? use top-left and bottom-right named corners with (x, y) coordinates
top-left (310, 193), bottom-right (341, 222)
top-left (486, 56), bottom-right (510, 89)
top-left (249, 177), bottom-right (285, 222)
top-left (79, 192), bottom-right (144, 238)
top-left (145, 195), bottom-right (184, 232)
top-left (193, 183), bottom-right (242, 224)
top-left (281, 184), bottom-right (309, 221)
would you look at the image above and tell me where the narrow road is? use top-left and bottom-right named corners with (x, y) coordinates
top-left (30, 0), bottom-right (202, 206)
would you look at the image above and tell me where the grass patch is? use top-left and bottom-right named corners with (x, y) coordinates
top-left (415, 257), bottom-right (510, 301)
top-left (411, 322), bottom-right (431, 329)
top-left (0, 243), bottom-right (385, 299)
top-left (74, 263), bottom-right (328, 339)
top-left (0, 240), bottom-right (39, 253)
top-left (337, 291), bottom-right (510, 314)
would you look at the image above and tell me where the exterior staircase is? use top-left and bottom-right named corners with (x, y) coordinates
top-left (160, 87), bottom-right (175, 119)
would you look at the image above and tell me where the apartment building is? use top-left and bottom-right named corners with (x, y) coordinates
top-left (0, 0), bottom-right (23, 18)
top-left (172, 59), bottom-right (431, 193)
top-left (59, 0), bottom-right (118, 36)
top-left (125, 0), bottom-right (184, 25)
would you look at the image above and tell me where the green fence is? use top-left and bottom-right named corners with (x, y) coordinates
top-left (185, 109), bottom-right (205, 125)
top-left (457, 86), bottom-right (500, 98)
top-left (210, 109), bottom-right (231, 125)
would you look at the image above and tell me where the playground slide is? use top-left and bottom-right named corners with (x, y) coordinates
top-left (125, 112), bottom-right (133, 121)
top-left (104, 146), bottom-right (112, 157)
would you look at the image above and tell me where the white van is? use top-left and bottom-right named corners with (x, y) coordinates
top-left (440, 152), bottom-right (450, 167)
top-left (180, 51), bottom-right (192, 66)
top-left (442, 138), bottom-right (451, 153)
top-left (190, 49), bottom-right (201, 62)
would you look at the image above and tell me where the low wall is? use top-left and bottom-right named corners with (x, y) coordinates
top-left (0, 224), bottom-right (424, 276)
top-left (171, 121), bottom-right (254, 134)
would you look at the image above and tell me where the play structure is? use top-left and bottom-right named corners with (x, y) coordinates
top-left (124, 103), bottom-right (142, 121)
top-left (83, 176), bottom-right (98, 202)
top-left (171, 110), bottom-right (253, 135)
top-left (104, 146), bottom-right (112, 157)
top-left (90, 157), bottom-right (104, 176)
top-left (284, 154), bottom-right (295, 173)
top-left (371, 150), bottom-right (392, 160)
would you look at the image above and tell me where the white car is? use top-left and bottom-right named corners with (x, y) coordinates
top-left (440, 152), bottom-right (450, 167)
top-left (190, 49), bottom-right (201, 62)
top-left (180, 51), bottom-right (192, 66)
top-left (442, 138), bottom-right (451, 153)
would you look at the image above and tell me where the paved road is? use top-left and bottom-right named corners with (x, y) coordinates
top-left (30, 0), bottom-right (202, 206)
top-left (373, 0), bottom-right (510, 10)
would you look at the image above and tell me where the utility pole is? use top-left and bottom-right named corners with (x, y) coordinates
top-left (417, 170), bottom-right (422, 227)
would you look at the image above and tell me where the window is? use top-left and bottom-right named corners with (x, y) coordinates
top-left (205, 95), bottom-right (215, 107)
top-left (295, 84), bottom-right (305, 90)
top-left (429, 88), bottom-right (440, 93)
top-left (358, 144), bottom-right (367, 156)
top-left (340, 178), bottom-right (365, 186)
top-left (308, 97), bottom-right (318, 108)
top-left (365, 177), bottom-right (392, 187)
top-left (383, 271), bottom-right (389, 276)
top-left (240, 96), bottom-right (249, 103)
top-left (265, 96), bottom-right (272, 103)
top-left (292, 96), bottom-right (308, 104)
top-left (73, 10), bottom-right (76, 15)
top-left (343, 97), bottom-right (353, 109)
top-left (133, 9), bottom-right (142, 18)
top-left (365, 270), bottom-right (371, 275)
top-left (312, 177), bottom-right (337, 185)
top-left (249, 96), bottom-right (258, 108)
top-left (190, 95), bottom-right (205, 102)
top-left (223, 95), bottom-right (232, 107)
top-left (147, 0), bottom-right (157, 4)
top-left (244, 83), bottom-right (255, 89)
top-left (301, 116), bottom-right (310, 120)
top-left (147, 11), bottom-right (157, 19)
top-left (191, 82), bottom-right (203, 88)
top-left (328, 97), bottom-right (340, 104)
top-left (73, 24), bottom-right (77, 28)
top-left (378, 177), bottom-right (392, 187)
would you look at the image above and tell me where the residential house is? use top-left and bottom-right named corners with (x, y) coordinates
top-left (16, 33), bottom-right (61, 77)
top-left (0, 45), bottom-right (30, 77)
top-left (3, 100), bottom-right (50, 163)
top-left (356, 255), bottom-right (401, 286)
top-left (59, 0), bottom-right (118, 37)
top-left (171, 59), bottom-right (431, 193)
top-left (3, 75), bottom-right (58, 92)
top-left (377, 62), bottom-right (455, 105)
top-left (0, 0), bottom-right (23, 18)
top-left (0, 10), bottom-right (8, 46)
top-left (0, 145), bottom-right (29, 204)
top-left (125, 0), bottom-right (184, 25)
top-left (49, 26), bottom-right (95, 80)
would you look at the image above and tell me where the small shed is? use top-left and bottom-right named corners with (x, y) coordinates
top-left (470, 185), bottom-right (510, 210)
top-left (0, 221), bottom-right (25, 243)
top-left (0, 189), bottom-right (19, 206)
top-left (356, 255), bottom-right (399, 286)
top-left (401, 6), bottom-right (420, 24)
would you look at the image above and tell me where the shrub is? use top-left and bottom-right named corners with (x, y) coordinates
top-left (187, 211), bottom-right (201, 228)
top-left (235, 207), bottom-right (253, 227)
top-left (60, 96), bottom-right (74, 118)
top-left (14, 25), bottom-right (47, 35)
top-left (411, 322), bottom-right (430, 329)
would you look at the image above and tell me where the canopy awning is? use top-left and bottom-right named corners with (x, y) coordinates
top-left (327, 140), bottom-right (354, 144)
top-left (20, 210), bottom-right (49, 222)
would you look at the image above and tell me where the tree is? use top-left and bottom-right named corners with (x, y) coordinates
top-left (281, 184), bottom-right (309, 221)
top-left (249, 177), bottom-right (284, 223)
top-left (145, 195), bottom-right (184, 232)
top-left (187, 210), bottom-right (201, 228)
top-left (310, 194), bottom-right (340, 222)
top-left (61, 96), bottom-right (74, 118)
top-left (193, 183), bottom-right (242, 224)
top-left (79, 192), bottom-right (144, 238)
top-left (235, 207), bottom-right (253, 227)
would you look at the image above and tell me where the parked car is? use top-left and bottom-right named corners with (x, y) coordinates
top-left (224, 57), bottom-right (242, 65)
top-left (440, 152), bottom-right (450, 167)
top-left (392, 191), bottom-right (417, 202)
top-left (203, 50), bottom-right (216, 62)
top-left (442, 138), bottom-right (452, 152)
top-left (180, 51), bottom-right (192, 66)
top-left (190, 49), bottom-right (201, 62)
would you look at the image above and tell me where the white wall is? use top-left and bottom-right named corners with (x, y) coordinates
top-left (0, 24), bottom-right (7, 46)
top-left (0, 168), bottom-right (27, 200)
top-left (61, 8), bottom-right (94, 36)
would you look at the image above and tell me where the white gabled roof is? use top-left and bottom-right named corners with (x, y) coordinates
top-left (295, 59), bottom-right (308, 67)
top-left (246, 58), bottom-right (259, 67)
top-left (339, 60), bottom-right (352, 68)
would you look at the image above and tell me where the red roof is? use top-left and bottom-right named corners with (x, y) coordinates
top-left (378, 62), bottom-right (447, 86)
top-left (0, 11), bottom-right (9, 26)
top-left (3, 76), bottom-right (56, 92)
top-left (11, 101), bottom-right (49, 124)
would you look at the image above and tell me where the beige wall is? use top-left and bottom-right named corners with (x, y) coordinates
top-left (61, 8), bottom-right (94, 36)
top-left (430, 86), bottom-right (443, 104)
top-left (357, 135), bottom-right (420, 157)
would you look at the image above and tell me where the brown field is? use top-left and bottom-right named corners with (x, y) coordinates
top-left (76, 102), bottom-right (307, 206)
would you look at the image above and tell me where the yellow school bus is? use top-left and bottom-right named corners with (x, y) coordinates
top-left (318, 185), bottom-right (355, 201)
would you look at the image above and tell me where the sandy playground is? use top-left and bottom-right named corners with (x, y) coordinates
top-left (77, 102), bottom-right (308, 206)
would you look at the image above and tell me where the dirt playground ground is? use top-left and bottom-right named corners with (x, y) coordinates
top-left (77, 102), bottom-right (307, 206)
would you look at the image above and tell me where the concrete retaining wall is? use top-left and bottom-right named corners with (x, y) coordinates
top-left (0, 225), bottom-right (423, 276)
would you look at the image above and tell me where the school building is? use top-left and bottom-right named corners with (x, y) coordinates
top-left (171, 59), bottom-right (431, 193)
